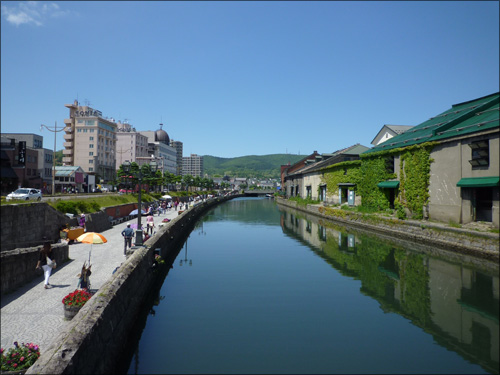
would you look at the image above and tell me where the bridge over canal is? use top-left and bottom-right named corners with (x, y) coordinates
top-left (243, 189), bottom-right (275, 196)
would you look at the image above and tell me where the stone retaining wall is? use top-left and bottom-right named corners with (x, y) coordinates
top-left (83, 211), bottom-right (112, 233)
top-left (276, 198), bottom-right (499, 261)
top-left (26, 195), bottom-right (235, 374)
top-left (0, 203), bottom-right (71, 252)
top-left (1, 243), bottom-right (69, 294)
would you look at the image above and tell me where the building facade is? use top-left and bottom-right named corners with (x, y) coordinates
top-left (115, 121), bottom-right (149, 169)
top-left (170, 140), bottom-right (183, 176)
top-left (1, 133), bottom-right (53, 193)
top-left (54, 166), bottom-right (86, 193)
top-left (365, 92), bottom-right (499, 228)
top-left (140, 124), bottom-right (177, 175)
top-left (63, 100), bottom-right (117, 184)
top-left (370, 125), bottom-right (414, 146)
top-left (182, 154), bottom-right (203, 177)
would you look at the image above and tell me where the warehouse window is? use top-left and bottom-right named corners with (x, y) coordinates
top-left (469, 140), bottom-right (489, 167)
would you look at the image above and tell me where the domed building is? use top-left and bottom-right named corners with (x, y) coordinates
top-left (139, 123), bottom-right (179, 177)
top-left (155, 124), bottom-right (170, 145)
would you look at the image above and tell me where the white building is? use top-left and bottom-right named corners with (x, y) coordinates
top-left (140, 124), bottom-right (177, 175)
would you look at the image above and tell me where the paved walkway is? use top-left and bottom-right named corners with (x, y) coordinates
top-left (1, 204), bottom-right (187, 354)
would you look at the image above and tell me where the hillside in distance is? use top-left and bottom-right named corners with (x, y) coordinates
top-left (203, 154), bottom-right (304, 179)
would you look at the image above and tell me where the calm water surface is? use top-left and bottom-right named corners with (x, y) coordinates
top-left (126, 197), bottom-right (499, 374)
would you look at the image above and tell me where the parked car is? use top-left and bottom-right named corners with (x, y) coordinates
top-left (6, 188), bottom-right (42, 201)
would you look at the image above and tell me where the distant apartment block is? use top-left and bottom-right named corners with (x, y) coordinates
top-left (182, 154), bottom-right (203, 177)
top-left (63, 100), bottom-right (117, 183)
top-left (115, 121), bottom-right (149, 168)
top-left (170, 140), bottom-right (183, 176)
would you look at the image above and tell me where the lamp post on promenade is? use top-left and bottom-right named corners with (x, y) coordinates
top-left (40, 121), bottom-right (65, 195)
top-left (123, 160), bottom-right (157, 246)
top-left (153, 155), bottom-right (165, 192)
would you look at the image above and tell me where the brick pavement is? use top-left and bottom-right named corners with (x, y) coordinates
top-left (1, 204), bottom-right (185, 354)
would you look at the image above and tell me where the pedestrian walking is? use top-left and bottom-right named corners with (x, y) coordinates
top-left (35, 242), bottom-right (56, 289)
top-left (121, 223), bottom-right (134, 255)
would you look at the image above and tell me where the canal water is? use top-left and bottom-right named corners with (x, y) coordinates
top-left (125, 197), bottom-right (499, 374)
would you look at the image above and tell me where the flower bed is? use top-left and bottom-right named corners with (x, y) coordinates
top-left (1, 342), bottom-right (40, 372)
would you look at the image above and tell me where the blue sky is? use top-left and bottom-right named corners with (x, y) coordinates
top-left (1, 1), bottom-right (499, 159)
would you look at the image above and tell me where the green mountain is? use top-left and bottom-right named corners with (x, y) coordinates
top-left (203, 154), bottom-right (303, 179)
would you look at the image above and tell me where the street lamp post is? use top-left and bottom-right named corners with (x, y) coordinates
top-left (40, 121), bottom-right (65, 195)
top-left (152, 155), bottom-right (164, 192)
top-left (123, 160), bottom-right (157, 246)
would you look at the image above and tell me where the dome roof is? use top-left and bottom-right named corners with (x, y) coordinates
top-left (155, 124), bottom-right (170, 144)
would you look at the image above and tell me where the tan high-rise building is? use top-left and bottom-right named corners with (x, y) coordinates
top-left (63, 100), bottom-right (117, 183)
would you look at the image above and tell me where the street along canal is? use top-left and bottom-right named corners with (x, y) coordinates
top-left (124, 197), bottom-right (499, 374)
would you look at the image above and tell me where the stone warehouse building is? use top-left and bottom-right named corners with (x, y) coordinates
top-left (282, 92), bottom-right (499, 228)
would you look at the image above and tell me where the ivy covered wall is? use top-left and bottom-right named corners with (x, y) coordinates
top-left (359, 142), bottom-right (435, 218)
top-left (358, 154), bottom-right (396, 210)
top-left (320, 160), bottom-right (361, 198)
top-left (398, 145), bottom-right (434, 219)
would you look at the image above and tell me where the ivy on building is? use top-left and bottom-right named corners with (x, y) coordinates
top-left (359, 142), bottom-right (435, 218)
top-left (398, 145), bottom-right (434, 219)
top-left (319, 160), bottom-right (362, 197)
top-left (357, 155), bottom-right (396, 210)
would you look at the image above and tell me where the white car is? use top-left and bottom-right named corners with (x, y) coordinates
top-left (6, 188), bottom-right (42, 201)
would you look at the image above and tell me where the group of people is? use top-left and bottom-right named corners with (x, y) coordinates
top-left (36, 242), bottom-right (91, 291)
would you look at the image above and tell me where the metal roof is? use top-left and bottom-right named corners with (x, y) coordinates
top-left (286, 144), bottom-right (368, 178)
top-left (364, 92), bottom-right (499, 155)
top-left (55, 166), bottom-right (84, 177)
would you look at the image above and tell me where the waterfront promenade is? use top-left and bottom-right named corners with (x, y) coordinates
top-left (1, 206), bottom-right (184, 354)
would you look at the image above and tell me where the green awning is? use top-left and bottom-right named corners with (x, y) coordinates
top-left (456, 177), bottom-right (499, 188)
top-left (377, 180), bottom-right (399, 188)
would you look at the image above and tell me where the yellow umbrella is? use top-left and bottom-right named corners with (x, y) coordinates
top-left (76, 232), bottom-right (108, 263)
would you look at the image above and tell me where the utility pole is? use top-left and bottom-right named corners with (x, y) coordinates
top-left (40, 121), bottom-right (65, 195)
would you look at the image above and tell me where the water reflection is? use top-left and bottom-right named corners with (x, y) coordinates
top-left (279, 206), bottom-right (499, 374)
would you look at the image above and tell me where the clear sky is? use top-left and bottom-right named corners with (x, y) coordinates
top-left (1, 1), bottom-right (499, 159)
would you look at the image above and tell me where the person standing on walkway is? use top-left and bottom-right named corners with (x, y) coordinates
top-left (77, 262), bottom-right (92, 291)
top-left (35, 242), bottom-right (54, 289)
top-left (122, 223), bottom-right (134, 255)
top-left (146, 214), bottom-right (154, 235)
top-left (79, 213), bottom-right (86, 231)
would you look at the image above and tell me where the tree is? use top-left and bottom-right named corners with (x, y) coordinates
top-left (182, 174), bottom-right (194, 191)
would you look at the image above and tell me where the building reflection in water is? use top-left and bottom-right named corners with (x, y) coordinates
top-left (279, 207), bottom-right (499, 374)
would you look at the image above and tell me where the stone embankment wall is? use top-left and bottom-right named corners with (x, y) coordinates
top-left (276, 198), bottom-right (499, 261)
top-left (26, 195), bottom-right (237, 375)
top-left (0, 203), bottom-right (71, 252)
top-left (1, 243), bottom-right (69, 294)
